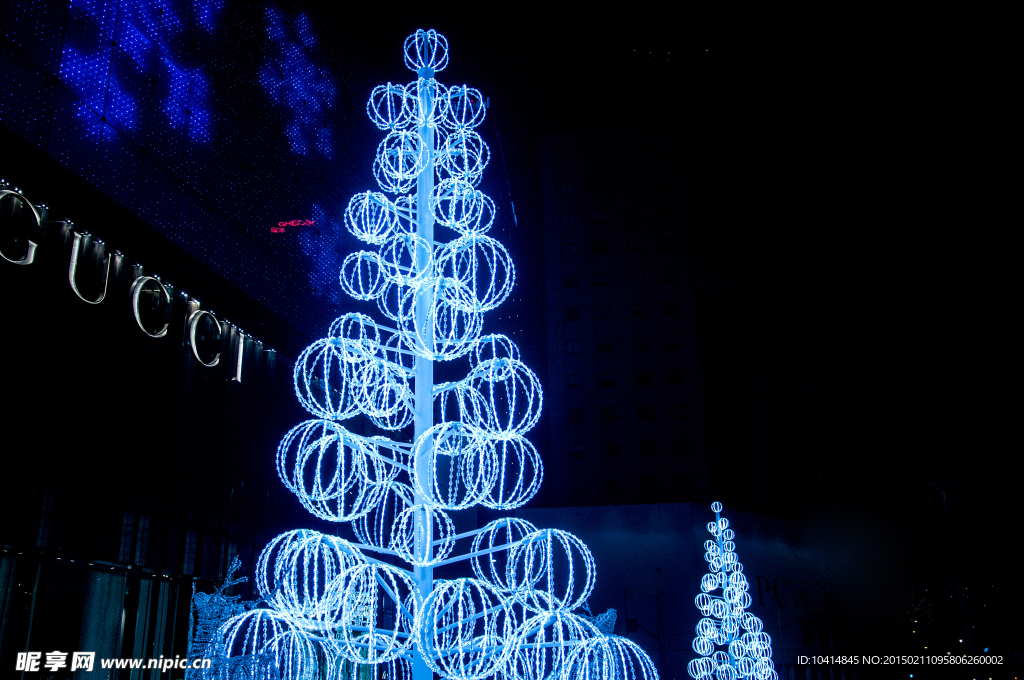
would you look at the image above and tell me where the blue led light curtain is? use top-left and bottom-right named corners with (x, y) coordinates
top-left (0, 0), bottom-right (347, 337)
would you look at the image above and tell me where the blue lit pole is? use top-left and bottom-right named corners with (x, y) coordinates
top-left (412, 56), bottom-right (436, 680)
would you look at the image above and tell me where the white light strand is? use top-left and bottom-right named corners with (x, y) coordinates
top-left (404, 29), bottom-right (449, 73)
top-left (346, 191), bottom-right (400, 244)
top-left (443, 85), bottom-right (486, 131)
top-left (562, 635), bottom-right (660, 680)
top-left (368, 82), bottom-right (414, 131)
top-left (506, 611), bottom-right (600, 680)
top-left (417, 578), bottom-right (521, 680)
top-left (429, 179), bottom-right (496, 236)
top-left (470, 518), bottom-right (538, 592)
top-left (507, 530), bottom-right (596, 614)
top-left (321, 562), bottom-right (420, 664)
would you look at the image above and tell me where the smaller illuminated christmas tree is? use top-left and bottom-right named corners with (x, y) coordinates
top-left (687, 502), bottom-right (778, 680)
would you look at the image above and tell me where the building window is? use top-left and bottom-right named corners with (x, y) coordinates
top-left (592, 211), bottom-right (605, 222)
top-left (633, 336), bottom-right (650, 351)
top-left (562, 243), bottom-right (577, 256)
top-left (668, 368), bottom-right (685, 385)
top-left (561, 213), bottom-right (576, 225)
top-left (627, 239), bottom-right (643, 254)
top-left (601, 442), bottom-right (619, 458)
top-left (595, 305), bottom-right (612, 320)
top-left (631, 304), bottom-right (647, 318)
top-left (571, 479), bottom-right (586, 495)
top-left (635, 370), bottom-right (652, 386)
top-left (665, 334), bottom-right (682, 350)
top-left (663, 302), bottom-right (679, 316)
top-left (596, 339), bottom-right (613, 353)
top-left (594, 272), bottom-right (610, 287)
top-left (629, 271), bottom-right (646, 286)
top-left (567, 373), bottom-right (583, 388)
top-left (562, 274), bottom-right (578, 289)
top-left (599, 406), bottom-right (616, 423)
top-left (560, 183), bottom-right (574, 194)
top-left (598, 372), bottom-right (615, 388)
top-left (637, 404), bottom-right (655, 421)
top-left (673, 439), bottom-right (690, 457)
top-left (565, 340), bottom-right (583, 353)
top-left (564, 306), bottom-right (580, 321)
top-left (569, 443), bottom-right (585, 459)
top-left (568, 407), bottom-right (584, 424)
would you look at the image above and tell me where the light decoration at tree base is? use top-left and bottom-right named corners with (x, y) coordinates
top-left (213, 29), bottom-right (658, 680)
top-left (687, 503), bottom-right (778, 680)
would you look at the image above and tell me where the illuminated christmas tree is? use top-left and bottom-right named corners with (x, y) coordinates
top-left (687, 503), bottom-right (778, 680)
top-left (215, 29), bottom-right (659, 680)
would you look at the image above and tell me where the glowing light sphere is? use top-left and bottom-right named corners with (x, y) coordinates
top-left (435, 234), bottom-right (515, 313)
top-left (380, 232), bottom-right (434, 288)
top-left (346, 191), bottom-right (400, 244)
top-left (417, 578), bottom-right (521, 680)
top-left (353, 481), bottom-right (414, 549)
top-left (437, 130), bottom-right (490, 186)
top-left (406, 78), bottom-right (448, 129)
top-left (411, 422), bottom-right (496, 510)
top-left (252, 28), bottom-right (660, 680)
top-left (255, 530), bottom-right (365, 624)
top-left (293, 337), bottom-right (363, 421)
top-left (444, 85), bottom-right (486, 131)
top-left (377, 130), bottom-right (429, 187)
top-left (470, 517), bottom-right (538, 592)
top-left (389, 503), bottom-right (456, 567)
top-left (464, 358), bottom-right (543, 439)
top-left (367, 82), bottom-right (414, 131)
top-left (562, 636), bottom-right (660, 680)
top-left (322, 563), bottom-right (419, 664)
top-left (340, 250), bottom-right (388, 301)
top-left (396, 278), bottom-right (485, 361)
top-left (430, 179), bottom-right (496, 235)
top-left (404, 29), bottom-right (449, 73)
top-left (217, 609), bottom-right (319, 680)
top-left (481, 435), bottom-right (543, 510)
top-left (472, 333), bottom-right (521, 366)
top-left (507, 529), bottom-right (596, 614)
top-left (275, 420), bottom-right (394, 522)
top-left (688, 503), bottom-right (778, 680)
top-left (506, 611), bottom-right (600, 680)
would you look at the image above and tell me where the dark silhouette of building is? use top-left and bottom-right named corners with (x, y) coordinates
top-left (537, 130), bottom-right (710, 507)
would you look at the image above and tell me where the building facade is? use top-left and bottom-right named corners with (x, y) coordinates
top-left (539, 130), bottom-right (710, 506)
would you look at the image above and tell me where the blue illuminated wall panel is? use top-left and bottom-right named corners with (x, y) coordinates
top-left (0, 0), bottom-right (347, 340)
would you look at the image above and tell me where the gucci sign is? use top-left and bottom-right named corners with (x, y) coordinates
top-left (0, 182), bottom-right (272, 380)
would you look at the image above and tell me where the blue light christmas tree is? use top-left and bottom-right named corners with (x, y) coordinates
top-left (214, 30), bottom-right (660, 680)
top-left (687, 503), bottom-right (778, 680)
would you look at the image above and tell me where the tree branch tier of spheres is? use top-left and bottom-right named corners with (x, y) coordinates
top-left (214, 29), bottom-right (660, 680)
